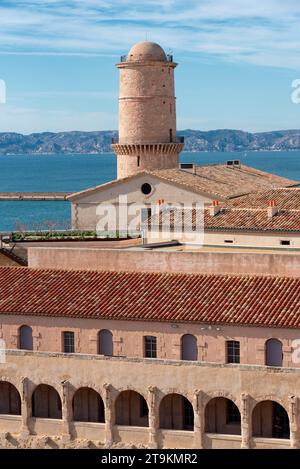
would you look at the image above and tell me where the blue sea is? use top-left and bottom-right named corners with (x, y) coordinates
top-left (0, 151), bottom-right (300, 232)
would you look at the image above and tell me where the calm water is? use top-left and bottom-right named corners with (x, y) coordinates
top-left (0, 151), bottom-right (300, 231)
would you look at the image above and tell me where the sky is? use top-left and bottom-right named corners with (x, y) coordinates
top-left (0, 0), bottom-right (300, 134)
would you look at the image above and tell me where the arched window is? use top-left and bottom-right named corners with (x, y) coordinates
top-left (205, 397), bottom-right (241, 435)
top-left (0, 382), bottom-right (21, 415)
top-left (265, 339), bottom-right (283, 367)
top-left (181, 334), bottom-right (197, 361)
top-left (252, 401), bottom-right (290, 439)
top-left (73, 387), bottom-right (105, 423)
top-left (19, 325), bottom-right (33, 351)
top-left (115, 390), bottom-right (149, 427)
top-left (159, 394), bottom-right (194, 431)
top-left (98, 330), bottom-right (113, 356)
top-left (32, 384), bottom-right (62, 419)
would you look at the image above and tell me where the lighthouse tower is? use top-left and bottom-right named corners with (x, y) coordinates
top-left (112, 41), bottom-right (184, 179)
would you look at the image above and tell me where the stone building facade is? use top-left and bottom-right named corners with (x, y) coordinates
top-left (111, 41), bottom-right (184, 179)
top-left (0, 350), bottom-right (298, 449)
top-left (0, 267), bottom-right (300, 448)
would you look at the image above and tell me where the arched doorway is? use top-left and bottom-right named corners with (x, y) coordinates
top-left (159, 394), bottom-right (194, 431)
top-left (98, 330), bottom-right (113, 356)
top-left (265, 339), bottom-right (283, 366)
top-left (72, 387), bottom-right (105, 423)
top-left (0, 382), bottom-right (21, 415)
top-left (19, 325), bottom-right (33, 350)
top-left (252, 401), bottom-right (290, 439)
top-left (205, 397), bottom-right (241, 435)
top-left (181, 334), bottom-right (197, 361)
top-left (115, 390), bottom-right (149, 427)
top-left (32, 384), bottom-right (62, 419)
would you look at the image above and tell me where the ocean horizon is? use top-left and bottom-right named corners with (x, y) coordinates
top-left (1, 150), bottom-right (300, 232)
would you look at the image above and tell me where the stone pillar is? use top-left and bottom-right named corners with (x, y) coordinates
top-left (103, 383), bottom-right (114, 447)
top-left (61, 380), bottom-right (71, 442)
top-left (241, 393), bottom-right (251, 449)
top-left (20, 377), bottom-right (30, 437)
top-left (289, 396), bottom-right (299, 448)
top-left (148, 386), bottom-right (158, 449)
top-left (193, 390), bottom-right (204, 449)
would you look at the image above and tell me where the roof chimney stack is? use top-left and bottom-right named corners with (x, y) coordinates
top-left (209, 200), bottom-right (221, 216)
top-left (267, 200), bottom-right (278, 218)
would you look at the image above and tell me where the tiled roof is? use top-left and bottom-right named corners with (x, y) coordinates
top-left (1, 267), bottom-right (300, 329)
top-left (150, 165), bottom-right (298, 199)
top-left (227, 188), bottom-right (300, 209)
top-left (146, 206), bottom-right (300, 233)
top-left (68, 165), bottom-right (298, 201)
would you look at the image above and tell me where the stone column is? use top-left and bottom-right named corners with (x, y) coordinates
top-left (61, 380), bottom-right (71, 442)
top-left (20, 377), bottom-right (30, 437)
top-left (193, 390), bottom-right (204, 449)
top-left (241, 393), bottom-right (251, 449)
top-left (148, 386), bottom-right (158, 449)
top-left (103, 383), bottom-right (114, 447)
top-left (289, 396), bottom-right (299, 448)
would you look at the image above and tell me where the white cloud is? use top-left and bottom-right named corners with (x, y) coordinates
top-left (0, 0), bottom-right (299, 69)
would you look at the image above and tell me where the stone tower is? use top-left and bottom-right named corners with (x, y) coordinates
top-left (112, 41), bottom-right (184, 179)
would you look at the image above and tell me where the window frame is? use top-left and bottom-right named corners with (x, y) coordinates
top-left (280, 240), bottom-right (291, 246)
top-left (226, 340), bottom-right (240, 364)
top-left (144, 336), bottom-right (157, 358)
top-left (62, 331), bottom-right (75, 354)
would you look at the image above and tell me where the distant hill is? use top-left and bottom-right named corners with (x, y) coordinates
top-left (0, 129), bottom-right (300, 154)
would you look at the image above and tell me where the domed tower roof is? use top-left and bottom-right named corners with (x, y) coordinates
top-left (127, 41), bottom-right (167, 62)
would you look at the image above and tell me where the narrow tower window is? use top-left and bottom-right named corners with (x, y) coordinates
top-left (170, 103), bottom-right (172, 114)
top-left (169, 129), bottom-right (173, 142)
top-left (137, 155), bottom-right (140, 167)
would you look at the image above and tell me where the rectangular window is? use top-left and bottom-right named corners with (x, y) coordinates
top-left (63, 331), bottom-right (75, 353)
top-left (227, 400), bottom-right (241, 424)
top-left (224, 239), bottom-right (233, 244)
top-left (144, 336), bottom-right (157, 358)
top-left (141, 208), bottom-right (152, 223)
top-left (280, 240), bottom-right (291, 246)
top-left (226, 340), bottom-right (240, 364)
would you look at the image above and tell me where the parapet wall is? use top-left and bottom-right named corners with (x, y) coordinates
top-left (28, 247), bottom-right (300, 277)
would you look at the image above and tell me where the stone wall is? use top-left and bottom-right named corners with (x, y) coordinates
top-left (0, 350), bottom-right (298, 449)
top-left (28, 246), bottom-right (300, 277)
top-left (0, 313), bottom-right (298, 367)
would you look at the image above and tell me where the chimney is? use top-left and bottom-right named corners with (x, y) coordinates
top-left (157, 199), bottom-right (165, 206)
top-left (267, 200), bottom-right (278, 218)
top-left (209, 200), bottom-right (220, 216)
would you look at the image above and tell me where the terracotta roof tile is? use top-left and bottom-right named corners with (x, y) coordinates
top-left (151, 165), bottom-right (298, 199)
top-left (227, 188), bottom-right (300, 209)
top-left (68, 165), bottom-right (298, 201)
top-left (146, 206), bottom-right (300, 233)
top-left (1, 267), bottom-right (300, 329)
